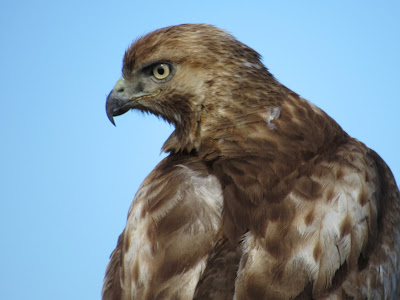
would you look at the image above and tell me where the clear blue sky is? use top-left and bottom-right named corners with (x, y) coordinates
top-left (1, 1), bottom-right (399, 299)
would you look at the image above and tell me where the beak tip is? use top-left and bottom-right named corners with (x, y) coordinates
top-left (106, 93), bottom-right (117, 126)
top-left (107, 112), bottom-right (116, 126)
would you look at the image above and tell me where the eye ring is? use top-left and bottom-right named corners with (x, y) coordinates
top-left (152, 64), bottom-right (170, 80)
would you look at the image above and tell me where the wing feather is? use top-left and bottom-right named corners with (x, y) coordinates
top-left (102, 155), bottom-right (224, 300)
top-left (234, 139), bottom-right (400, 299)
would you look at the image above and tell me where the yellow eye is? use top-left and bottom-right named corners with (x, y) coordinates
top-left (152, 64), bottom-right (170, 80)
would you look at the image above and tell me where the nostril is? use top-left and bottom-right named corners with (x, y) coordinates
top-left (114, 78), bottom-right (126, 94)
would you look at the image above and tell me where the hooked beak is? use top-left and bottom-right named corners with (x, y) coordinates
top-left (106, 78), bottom-right (159, 126)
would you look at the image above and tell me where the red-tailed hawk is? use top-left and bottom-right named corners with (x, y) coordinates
top-left (103, 24), bottom-right (400, 299)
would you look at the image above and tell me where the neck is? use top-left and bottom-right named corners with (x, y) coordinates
top-left (163, 87), bottom-right (348, 168)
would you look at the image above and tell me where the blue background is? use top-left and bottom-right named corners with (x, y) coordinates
top-left (1, 1), bottom-right (399, 299)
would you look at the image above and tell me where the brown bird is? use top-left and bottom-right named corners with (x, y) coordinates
top-left (103, 24), bottom-right (400, 299)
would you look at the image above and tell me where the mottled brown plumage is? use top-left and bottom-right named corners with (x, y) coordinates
top-left (103, 24), bottom-right (400, 299)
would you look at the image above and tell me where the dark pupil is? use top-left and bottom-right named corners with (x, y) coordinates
top-left (157, 67), bottom-right (165, 75)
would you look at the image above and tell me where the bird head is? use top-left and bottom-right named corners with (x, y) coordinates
top-left (106, 24), bottom-right (280, 152)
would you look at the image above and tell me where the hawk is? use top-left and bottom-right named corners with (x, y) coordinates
top-left (103, 24), bottom-right (400, 299)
